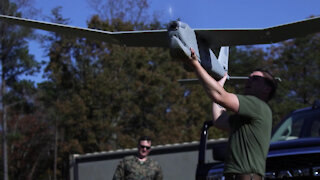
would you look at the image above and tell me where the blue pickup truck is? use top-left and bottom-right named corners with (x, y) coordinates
top-left (196, 100), bottom-right (320, 180)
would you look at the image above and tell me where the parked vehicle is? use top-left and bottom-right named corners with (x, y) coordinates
top-left (196, 100), bottom-right (320, 180)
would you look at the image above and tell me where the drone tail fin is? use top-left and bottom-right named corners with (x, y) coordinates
top-left (217, 46), bottom-right (229, 72)
top-left (206, 46), bottom-right (229, 79)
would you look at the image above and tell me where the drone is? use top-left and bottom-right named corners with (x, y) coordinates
top-left (1, 14), bottom-right (320, 82)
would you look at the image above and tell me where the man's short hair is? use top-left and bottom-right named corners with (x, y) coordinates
top-left (138, 136), bottom-right (152, 143)
top-left (254, 69), bottom-right (278, 101)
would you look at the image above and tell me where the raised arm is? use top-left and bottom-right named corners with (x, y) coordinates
top-left (185, 48), bottom-right (239, 112)
top-left (212, 75), bottom-right (231, 131)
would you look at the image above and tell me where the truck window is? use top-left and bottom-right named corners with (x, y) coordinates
top-left (310, 117), bottom-right (320, 137)
top-left (271, 109), bottom-right (320, 142)
top-left (270, 116), bottom-right (302, 142)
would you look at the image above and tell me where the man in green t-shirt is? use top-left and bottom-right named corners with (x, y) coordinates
top-left (183, 48), bottom-right (277, 180)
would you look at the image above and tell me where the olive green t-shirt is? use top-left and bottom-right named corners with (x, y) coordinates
top-left (224, 95), bottom-right (272, 176)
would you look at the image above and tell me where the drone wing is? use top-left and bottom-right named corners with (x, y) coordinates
top-left (195, 16), bottom-right (320, 49)
top-left (0, 15), bottom-right (168, 47)
top-left (1, 14), bottom-right (320, 49)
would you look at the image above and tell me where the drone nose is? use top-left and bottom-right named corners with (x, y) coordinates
top-left (168, 21), bottom-right (179, 30)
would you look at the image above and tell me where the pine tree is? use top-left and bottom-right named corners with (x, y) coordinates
top-left (0, 0), bottom-right (41, 179)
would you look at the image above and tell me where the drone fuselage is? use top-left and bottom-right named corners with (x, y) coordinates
top-left (168, 21), bottom-right (228, 80)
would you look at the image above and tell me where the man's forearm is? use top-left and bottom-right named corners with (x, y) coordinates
top-left (186, 48), bottom-right (239, 112)
top-left (192, 61), bottom-right (227, 104)
top-left (212, 102), bottom-right (230, 131)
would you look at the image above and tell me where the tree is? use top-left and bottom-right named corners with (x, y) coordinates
top-left (87, 0), bottom-right (151, 24)
top-left (36, 1), bottom-right (216, 177)
top-left (269, 32), bottom-right (320, 125)
top-left (0, 0), bottom-right (41, 179)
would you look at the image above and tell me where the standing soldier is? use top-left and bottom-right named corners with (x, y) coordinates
top-left (113, 136), bottom-right (163, 180)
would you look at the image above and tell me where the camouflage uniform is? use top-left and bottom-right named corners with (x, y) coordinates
top-left (113, 155), bottom-right (163, 180)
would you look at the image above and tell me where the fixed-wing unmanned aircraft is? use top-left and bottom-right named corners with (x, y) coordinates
top-left (1, 14), bottom-right (320, 81)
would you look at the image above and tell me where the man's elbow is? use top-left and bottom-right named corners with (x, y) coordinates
top-left (211, 93), bottom-right (239, 113)
top-left (209, 92), bottom-right (225, 105)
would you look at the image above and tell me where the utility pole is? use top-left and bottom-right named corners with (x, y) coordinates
top-left (2, 106), bottom-right (8, 180)
top-left (1, 72), bottom-right (9, 180)
top-left (54, 116), bottom-right (58, 180)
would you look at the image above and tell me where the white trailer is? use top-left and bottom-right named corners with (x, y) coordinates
top-left (69, 138), bottom-right (227, 180)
